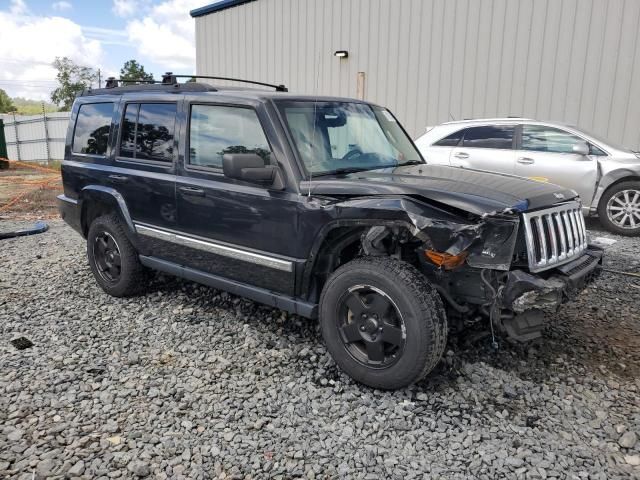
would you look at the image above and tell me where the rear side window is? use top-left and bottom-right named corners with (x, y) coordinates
top-left (72, 102), bottom-right (114, 155)
top-left (462, 125), bottom-right (514, 149)
top-left (119, 103), bottom-right (177, 162)
top-left (521, 125), bottom-right (585, 154)
top-left (188, 105), bottom-right (271, 169)
top-left (434, 130), bottom-right (463, 147)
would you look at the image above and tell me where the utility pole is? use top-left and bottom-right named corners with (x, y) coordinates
top-left (98, 68), bottom-right (101, 88)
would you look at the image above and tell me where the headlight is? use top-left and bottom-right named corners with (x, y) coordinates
top-left (466, 217), bottom-right (520, 270)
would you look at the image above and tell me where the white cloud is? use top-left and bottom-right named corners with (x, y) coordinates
top-left (112, 0), bottom-right (151, 18)
top-left (10, 0), bottom-right (28, 15)
top-left (0, 10), bottom-right (104, 100)
top-left (52, 1), bottom-right (72, 11)
top-left (123, 0), bottom-right (201, 71)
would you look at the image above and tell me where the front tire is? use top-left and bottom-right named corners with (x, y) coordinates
top-left (598, 181), bottom-right (640, 236)
top-left (87, 213), bottom-right (147, 297)
top-left (319, 256), bottom-right (447, 390)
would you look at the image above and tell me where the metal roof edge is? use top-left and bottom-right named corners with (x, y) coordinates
top-left (190, 0), bottom-right (257, 17)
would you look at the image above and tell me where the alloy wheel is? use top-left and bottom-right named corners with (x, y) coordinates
top-left (336, 285), bottom-right (406, 368)
top-left (93, 231), bottom-right (122, 284)
top-left (606, 189), bottom-right (640, 229)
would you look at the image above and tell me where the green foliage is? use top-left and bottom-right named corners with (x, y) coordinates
top-left (0, 89), bottom-right (16, 113)
top-left (50, 57), bottom-right (97, 111)
top-left (11, 97), bottom-right (57, 115)
top-left (120, 60), bottom-right (154, 83)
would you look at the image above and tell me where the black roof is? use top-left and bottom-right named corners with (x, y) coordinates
top-left (190, 0), bottom-right (257, 17)
top-left (78, 81), bottom-right (373, 106)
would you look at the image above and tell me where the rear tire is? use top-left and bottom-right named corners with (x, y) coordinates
top-left (87, 213), bottom-right (147, 297)
top-left (319, 256), bottom-right (447, 390)
top-left (597, 180), bottom-right (640, 236)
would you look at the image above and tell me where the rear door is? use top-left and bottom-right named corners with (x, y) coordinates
top-left (450, 125), bottom-right (516, 174)
top-left (113, 100), bottom-right (179, 254)
top-left (514, 124), bottom-right (598, 206)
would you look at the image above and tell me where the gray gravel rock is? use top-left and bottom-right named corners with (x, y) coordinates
top-left (127, 460), bottom-right (150, 477)
top-left (619, 431), bottom-right (638, 449)
top-left (0, 219), bottom-right (639, 479)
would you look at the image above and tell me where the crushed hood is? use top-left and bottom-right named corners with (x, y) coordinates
top-left (303, 164), bottom-right (577, 215)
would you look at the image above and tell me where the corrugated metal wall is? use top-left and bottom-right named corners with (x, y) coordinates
top-left (1, 112), bottom-right (69, 162)
top-left (195, 0), bottom-right (640, 149)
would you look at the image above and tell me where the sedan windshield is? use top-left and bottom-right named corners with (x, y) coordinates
top-left (277, 101), bottom-right (423, 176)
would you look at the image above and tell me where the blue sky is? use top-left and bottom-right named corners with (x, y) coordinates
top-left (0, 0), bottom-right (209, 100)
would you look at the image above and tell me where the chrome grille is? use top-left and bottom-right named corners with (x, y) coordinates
top-left (522, 202), bottom-right (587, 272)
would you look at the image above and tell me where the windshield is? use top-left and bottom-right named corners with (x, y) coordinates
top-left (277, 101), bottom-right (423, 176)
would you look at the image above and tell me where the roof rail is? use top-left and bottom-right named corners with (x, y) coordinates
top-left (82, 73), bottom-right (288, 96)
top-left (161, 72), bottom-right (288, 92)
top-left (104, 77), bottom-right (159, 88)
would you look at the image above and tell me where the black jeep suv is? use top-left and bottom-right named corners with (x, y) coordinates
top-left (58, 77), bottom-right (602, 389)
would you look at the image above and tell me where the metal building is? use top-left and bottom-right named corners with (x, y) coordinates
top-left (192, 0), bottom-right (640, 149)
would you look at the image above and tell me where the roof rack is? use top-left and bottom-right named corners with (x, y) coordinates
top-left (104, 77), bottom-right (158, 88)
top-left (81, 82), bottom-right (218, 96)
top-left (160, 72), bottom-right (288, 92)
top-left (81, 73), bottom-right (288, 97)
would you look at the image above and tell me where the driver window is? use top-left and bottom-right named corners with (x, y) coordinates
top-left (521, 125), bottom-right (585, 154)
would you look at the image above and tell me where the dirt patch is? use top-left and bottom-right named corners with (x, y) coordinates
top-left (0, 162), bottom-right (62, 220)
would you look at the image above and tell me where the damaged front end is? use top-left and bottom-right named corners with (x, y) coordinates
top-left (349, 197), bottom-right (603, 343)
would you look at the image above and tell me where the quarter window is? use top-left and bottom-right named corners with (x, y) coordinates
top-left (462, 126), bottom-right (514, 149)
top-left (72, 102), bottom-right (114, 155)
top-left (119, 103), bottom-right (177, 162)
top-left (188, 105), bottom-right (271, 169)
top-left (434, 130), bottom-right (463, 147)
top-left (521, 125), bottom-right (584, 154)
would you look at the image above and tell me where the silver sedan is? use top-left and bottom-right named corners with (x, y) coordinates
top-left (416, 119), bottom-right (640, 236)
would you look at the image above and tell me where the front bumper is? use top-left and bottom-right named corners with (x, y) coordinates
top-left (503, 246), bottom-right (603, 313)
top-left (498, 246), bottom-right (603, 341)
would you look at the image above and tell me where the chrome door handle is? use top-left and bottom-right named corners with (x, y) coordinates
top-left (179, 186), bottom-right (205, 196)
top-left (454, 152), bottom-right (469, 159)
top-left (108, 174), bottom-right (129, 182)
top-left (517, 157), bottom-right (535, 165)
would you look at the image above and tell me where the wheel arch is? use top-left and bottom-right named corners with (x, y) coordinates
top-left (79, 186), bottom-right (136, 243)
top-left (299, 219), bottom-right (418, 303)
top-left (593, 170), bottom-right (640, 211)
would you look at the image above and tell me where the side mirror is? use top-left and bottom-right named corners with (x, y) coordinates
top-left (222, 153), bottom-right (283, 188)
top-left (572, 142), bottom-right (589, 156)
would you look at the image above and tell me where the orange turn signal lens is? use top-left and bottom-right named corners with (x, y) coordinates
top-left (425, 250), bottom-right (468, 270)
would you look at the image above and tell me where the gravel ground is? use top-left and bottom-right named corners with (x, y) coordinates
top-left (1, 218), bottom-right (639, 479)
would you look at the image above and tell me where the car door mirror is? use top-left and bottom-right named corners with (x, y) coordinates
top-left (572, 142), bottom-right (589, 156)
top-left (222, 153), bottom-right (284, 188)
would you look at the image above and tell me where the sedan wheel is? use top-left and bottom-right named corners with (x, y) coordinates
top-left (606, 189), bottom-right (640, 230)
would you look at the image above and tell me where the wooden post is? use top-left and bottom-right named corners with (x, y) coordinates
top-left (356, 72), bottom-right (366, 100)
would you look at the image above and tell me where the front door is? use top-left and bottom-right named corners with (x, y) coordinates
top-left (514, 124), bottom-right (598, 208)
top-left (173, 102), bottom-right (300, 296)
top-left (449, 124), bottom-right (516, 174)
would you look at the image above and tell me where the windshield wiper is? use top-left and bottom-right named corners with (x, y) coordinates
top-left (313, 166), bottom-right (384, 177)
top-left (397, 160), bottom-right (424, 166)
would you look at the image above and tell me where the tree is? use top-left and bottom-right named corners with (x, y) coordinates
top-left (120, 60), bottom-right (154, 83)
top-left (0, 89), bottom-right (16, 113)
top-left (50, 57), bottom-right (97, 111)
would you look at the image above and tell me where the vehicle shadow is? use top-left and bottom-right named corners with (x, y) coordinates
top-left (144, 263), bottom-right (639, 393)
